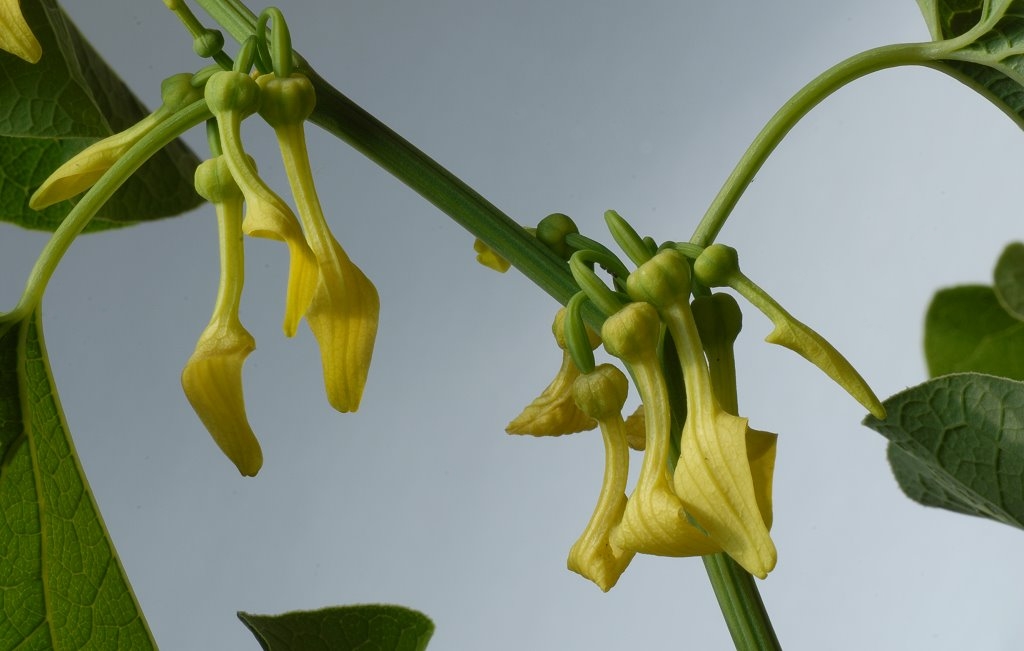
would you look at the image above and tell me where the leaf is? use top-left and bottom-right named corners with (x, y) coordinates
top-left (864, 373), bottom-right (1024, 529)
top-left (923, 285), bottom-right (1024, 379)
top-left (994, 242), bottom-right (1024, 320)
top-left (917, 0), bottom-right (1024, 129)
top-left (0, 0), bottom-right (201, 232)
top-left (238, 605), bottom-right (435, 651)
top-left (0, 311), bottom-right (155, 649)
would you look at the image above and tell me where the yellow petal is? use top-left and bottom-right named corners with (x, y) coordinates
top-left (181, 324), bottom-right (262, 476)
top-left (506, 351), bottom-right (596, 435)
top-left (239, 187), bottom-right (318, 337)
top-left (746, 428), bottom-right (777, 531)
top-left (29, 116), bottom-right (158, 210)
top-left (473, 238), bottom-right (511, 273)
top-left (305, 233), bottom-right (380, 412)
top-left (507, 308), bottom-right (599, 435)
top-left (602, 303), bottom-right (720, 557)
top-left (623, 404), bottom-right (646, 451)
top-left (0, 0), bottom-right (41, 63)
top-left (674, 406), bottom-right (776, 578)
top-left (765, 317), bottom-right (885, 419)
top-left (568, 367), bottom-right (635, 591)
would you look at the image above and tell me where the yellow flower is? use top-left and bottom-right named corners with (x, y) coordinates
top-left (602, 302), bottom-right (721, 557)
top-left (181, 323), bottom-right (262, 476)
top-left (302, 232), bottom-right (380, 412)
top-left (257, 71), bottom-right (380, 412)
top-left (694, 243), bottom-right (884, 419)
top-left (183, 155), bottom-right (262, 476)
top-left (30, 73), bottom-right (204, 210)
top-left (506, 308), bottom-right (599, 436)
top-left (205, 70), bottom-right (318, 338)
top-left (0, 0), bottom-right (40, 63)
top-left (567, 364), bottom-right (636, 591)
top-left (628, 249), bottom-right (776, 577)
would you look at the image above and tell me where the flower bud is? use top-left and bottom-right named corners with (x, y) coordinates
top-left (256, 72), bottom-right (316, 127)
top-left (693, 243), bottom-right (740, 288)
top-left (205, 71), bottom-right (261, 117)
top-left (626, 248), bottom-right (691, 309)
top-left (572, 364), bottom-right (629, 421)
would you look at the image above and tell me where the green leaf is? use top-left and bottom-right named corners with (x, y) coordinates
top-left (923, 284), bottom-right (1024, 379)
top-left (994, 242), bottom-right (1024, 320)
top-left (238, 605), bottom-right (435, 651)
top-left (864, 373), bottom-right (1024, 529)
top-left (0, 311), bottom-right (155, 649)
top-left (916, 0), bottom-right (1024, 129)
top-left (0, 0), bottom-right (201, 232)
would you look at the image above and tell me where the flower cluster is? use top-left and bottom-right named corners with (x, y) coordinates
top-left (26, 10), bottom-right (379, 476)
top-left (508, 212), bottom-right (884, 590)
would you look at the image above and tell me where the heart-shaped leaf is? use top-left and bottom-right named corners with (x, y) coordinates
top-left (0, 312), bottom-right (155, 648)
top-left (864, 373), bottom-right (1024, 529)
top-left (0, 0), bottom-right (201, 231)
top-left (923, 284), bottom-right (1024, 379)
top-left (915, 0), bottom-right (1024, 129)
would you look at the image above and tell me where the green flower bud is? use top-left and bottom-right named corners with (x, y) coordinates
top-left (160, 72), bottom-right (205, 111)
top-left (572, 364), bottom-right (629, 421)
top-left (601, 302), bottom-right (661, 363)
top-left (693, 243), bottom-right (740, 287)
top-left (193, 28), bottom-right (225, 59)
top-left (194, 157), bottom-right (241, 204)
top-left (691, 293), bottom-right (743, 349)
top-left (625, 248), bottom-right (691, 309)
top-left (536, 213), bottom-right (579, 260)
top-left (205, 70), bottom-right (261, 117)
top-left (256, 72), bottom-right (316, 128)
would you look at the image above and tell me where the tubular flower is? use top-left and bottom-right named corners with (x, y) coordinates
top-left (30, 73), bottom-right (204, 209)
top-left (507, 308), bottom-right (600, 436)
top-left (628, 249), bottom-right (776, 578)
top-left (257, 71), bottom-right (379, 412)
top-left (205, 70), bottom-right (318, 338)
top-left (0, 0), bottom-right (40, 63)
top-left (567, 364), bottom-right (636, 591)
top-left (694, 243), bottom-right (885, 419)
top-left (182, 156), bottom-right (262, 476)
top-left (603, 302), bottom-right (721, 558)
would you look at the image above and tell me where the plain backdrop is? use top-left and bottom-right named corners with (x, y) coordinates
top-left (2, 1), bottom-right (1023, 649)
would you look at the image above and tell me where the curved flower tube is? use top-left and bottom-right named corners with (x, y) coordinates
top-left (183, 156), bottom-right (262, 476)
top-left (603, 302), bottom-right (721, 557)
top-left (205, 70), bottom-right (318, 338)
top-left (628, 249), bottom-right (776, 578)
top-left (30, 73), bottom-right (204, 210)
top-left (258, 71), bottom-right (380, 412)
top-left (567, 364), bottom-right (635, 591)
top-left (507, 307), bottom-right (599, 436)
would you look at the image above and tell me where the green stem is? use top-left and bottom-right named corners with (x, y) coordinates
top-left (689, 41), bottom-right (939, 247)
top-left (703, 553), bottom-right (780, 651)
top-left (1, 100), bottom-right (212, 323)
top-left (692, 292), bottom-right (778, 650)
top-left (191, 0), bottom-right (589, 320)
top-left (302, 68), bottom-right (581, 306)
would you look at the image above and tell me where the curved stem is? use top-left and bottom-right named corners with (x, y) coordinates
top-left (689, 41), bottom-right (939, 247)
top-left (1, 100), bottom-right (212, 323)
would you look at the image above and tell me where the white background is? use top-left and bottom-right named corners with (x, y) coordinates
top-left (2, 1), bottom-right (1023, 649)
